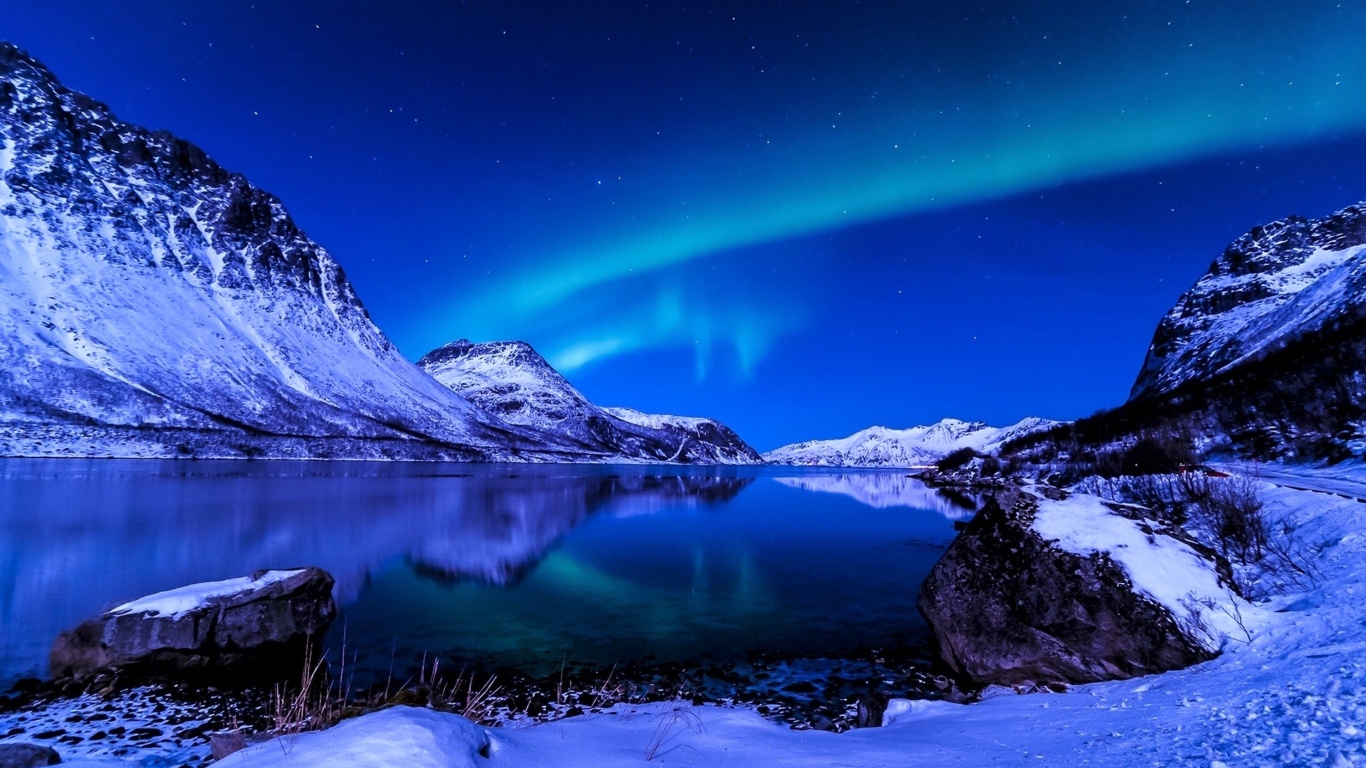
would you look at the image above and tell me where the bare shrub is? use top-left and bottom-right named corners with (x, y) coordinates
top-left (1175, 473), bottom-right (1267, 564)
top-left (1211, 475), bottom-right (1269, 563)
top-left (644, 705), bottom-right (705, 761)
top-left (1242, 515), bottom-right (1327, 599)
top-left (1126, 474), bottom-right (1186, 524)
top-left (1094, 448), bottom-right (1126, 479)
top-left (1171, 474), bottom-right (1328, 599)
top-left (1175, 471), bottom-right (1214, 511)
top-left (1178, 592), bottom-right (1252, 645)
top-left (1175, 593), bottom-right (1216, 648)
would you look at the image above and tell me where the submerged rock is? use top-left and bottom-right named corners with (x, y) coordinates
top-left (918, 486), bottom-right (1239, 687)
top-left (49, 568), bottom-right (335, 681)
top-left (0, 744), bottom-right (60, 767)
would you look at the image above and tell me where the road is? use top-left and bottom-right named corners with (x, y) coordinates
top-left (1211, 461), bottom-right (1366, 502)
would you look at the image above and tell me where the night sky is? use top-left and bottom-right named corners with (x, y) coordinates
top-left (7, 1), bottom-right (1366, 449)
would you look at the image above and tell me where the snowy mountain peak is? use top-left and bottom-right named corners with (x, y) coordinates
top-left (764, 417), bottom-right (1060, 468)
top-left (418, 339), bottom-right (597, 427)
top-left (1131, 200), bottom-right (1366, 400)
top-left (0, 42), bottom-right (563, 459)
top-left (421, 339), bottom-right (555, 374)
top-left (419, 339), bottom-right (762, 464)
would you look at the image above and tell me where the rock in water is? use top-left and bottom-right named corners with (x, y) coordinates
top-left (918, 486), bottom-right (1239, 687)
top-left (0, 744), bottom-right (61, 767)
top-left (50, 568), bottom-right (335, 680)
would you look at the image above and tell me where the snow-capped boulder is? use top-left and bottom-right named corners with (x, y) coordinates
top-left (419, 339), bottom-right (761, 464)
top-left (1131, 200), bottom-right (1366, 400)
top-left (919, 486), bottom-right (1242, 686)
top-left (0, 43), bottom-right (579, 461)
top-left (764, 417), bottom-right (1058, 468)
top-left (49, 567), bottom-right (335, 680)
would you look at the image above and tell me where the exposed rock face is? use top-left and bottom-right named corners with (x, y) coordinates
top-left (764, 417), bottom-right (1059, 468)
top-left (419, 340), bottom-right (761, 464)
top-left (918, 486), bottom-right (1232, 686)
top-left (601, 406), bottom-right (760, 464)
top-left (0, 42), bottom-right (574, 460)
top-left (49, 568), bottom-right (335, 680)
top-left (1131, 200), bottom-right (1366, 400)
top-left (0, 744), bottom-right (61, 768)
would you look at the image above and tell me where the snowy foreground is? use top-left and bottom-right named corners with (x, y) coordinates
top-left (35, 468), bottom-right (1366, 767)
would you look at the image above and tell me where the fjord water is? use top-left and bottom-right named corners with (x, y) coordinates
top-left (0, 460), bottom-right (973, 687)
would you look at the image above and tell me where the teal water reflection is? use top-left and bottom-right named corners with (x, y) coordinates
top-left (0, 460), bottom-right (973, 685)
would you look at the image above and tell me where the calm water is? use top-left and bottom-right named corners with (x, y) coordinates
top-left (0, 460), bottom-right (976, 687)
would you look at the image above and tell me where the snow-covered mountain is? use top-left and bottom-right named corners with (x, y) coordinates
top-left (0, 43), bottom-right (583, 460)
top-left (1131, 200), bottom-right (1366, 400)
top-left (602, 406), bottom-right (761, 463)
top-left (763, 417), bottom-right (1059, 468)
top-left (419, 340), bottom-right (762, 464)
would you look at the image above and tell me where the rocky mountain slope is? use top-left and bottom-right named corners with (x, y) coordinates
top-left (418, 340), bottom-right (761, 464)
top-left (1006, 199), bottom-right (1366, 464)
top-left (602, 406), bottom-right (760, 463)
top-left (764, 417), bottom-right (1058, 468)
top-left (0, 42), bottom-right (575, 460)
top-left (1131, 200), bottom-right (1366, 400)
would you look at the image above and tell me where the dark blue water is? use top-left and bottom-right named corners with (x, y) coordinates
top-left (0, 460), bottom-right (976, 687)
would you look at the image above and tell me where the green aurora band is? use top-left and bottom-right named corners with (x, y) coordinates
top-left (446, 3), bottom-right (1366, 371)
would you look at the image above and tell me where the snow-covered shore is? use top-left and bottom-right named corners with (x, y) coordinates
top-left (20, 465), bottom-right (1365, 767)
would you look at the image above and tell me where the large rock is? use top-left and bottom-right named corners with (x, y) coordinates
top-left (918, 486), bottom-right (1240, 687)
top-left (0, 744), bottom-right (60, 767)
top-left (50, 568), bottom-right (335, 680)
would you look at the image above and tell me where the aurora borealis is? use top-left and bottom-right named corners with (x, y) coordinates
top-left (8, 1), bottom-right (1366, 447)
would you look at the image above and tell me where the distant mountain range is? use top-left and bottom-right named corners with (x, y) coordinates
top-left (0, 42), bottom-right (755, 462)
top-left (4, 39), bottom-right (1361, 464)
top-left (419, 340), bottom-right (759, 464)
top-left (764, 417), bottom-right (1059, 468)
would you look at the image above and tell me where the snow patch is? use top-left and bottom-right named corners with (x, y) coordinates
top-left (216, 707), bottom-right (492, 768)
top-left (602, 406), bottom-right (709, 431)
top-left (1031, 492), bottom-right (1253, 649)
top-left (110, 569), bottom-right (304, 618)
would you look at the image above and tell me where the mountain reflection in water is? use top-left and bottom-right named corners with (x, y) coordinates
top-left (773, 472), bottom-right (984, 517)
top-left (0, 460), bottom-right (967, 684)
